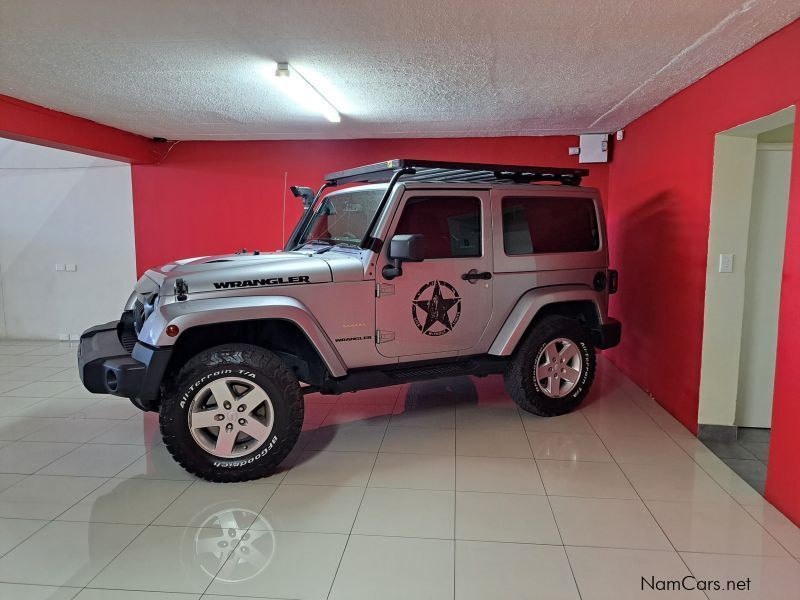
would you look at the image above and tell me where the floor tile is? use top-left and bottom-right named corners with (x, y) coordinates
top-left (354, 487), bottom-right (454, 538)
top-left (0, 474), bottom-right (107, 519)
top-left (551, 496), bottom-right (672, 550)
top-left (58, 478), bottom-right (192, 524)
top-left (740, 441), bottom-right (770, 461)
top-left (743, 503), bottom-right (800, 558)
top-left (0, 520), bottom-right (143, 586)
top-left (0, 517), bottom-right (48, 556)
top-left (282, 450), bottom-right (376, 486)
top-left (16, 397), bottom-right (99, 418)
top-left (528, 431), bottom-right (612, 462)
top-left (154, 480), bottom-right (276, 528)
top-left (368, 452), bottom-right (455, 490)
top-left (380, 425), bottom-right (455, 454)
top-left (520, 410), bottom-right (594, 434)
top-left (4, 381), bottom-right (79, 398)
top-left (255, 484), bottom-right (363, 534)
top-left (0, 381), bottom-right (27, 394)
top-left (583, 410), bottom-right (667, 438)
top-left (700, 460), bottom-right (767, 506)
top-left (22, 418), bottom-right (119, 443)
top-left (538, 460), bottom-right (637, 499)
top-left (0, 416), bottom-right (57, 440)
top-left (456, 423), bottom-right (532, 458)
top-left (601, 434), bottom-right (693, 465)
top-left (0, 366), bottom-right (71, 382)
top-left (680, 551), bottom-right (800, 599)
top-left (89, 525), bottom-right (238, 593)
top-left (702, 440), bottom-right (758, 460)
top-left (0, 355), bottom-right (53, 367)
top-left (88, 415), bottom-right (162, 445)
top-left (455, 456), bottom-right (545, 494)
top-left (329, 535), bottom-right (453, 600)
top-left (74, 398), bottom-right (141, 419)
top-left (619, 462), bottom-right (731, 502)
top-left (207, 530), bottom-right (348, 600)
top-left (115, 445), bottom-right (200, 481)
top-left (390, 405), bottom-right (455, 429)
top-left (567, 546), bottom-right (704, 599)
top-left (0, 472), bottom-right (26, 492)
top-left (321, 403), bottom-right (393, 427)
top-left (456, 540), bottom-right (579, 600)
top-left (0, 441), bottom-right (80, 474)
top-left (646, 499), bottom-right (788, 556)
top-left (0, 584), bottom-right (80, 600)
top-left (38, 443), bottom-right (145, 477)
top-left (304, 423), bottom-right (386, 452)
top-left (456, 491), bottom-right (561, 544)
top-left (738, 427), bottom-right (771, 443)
top-left (76, 591), bottom-right (200, 600)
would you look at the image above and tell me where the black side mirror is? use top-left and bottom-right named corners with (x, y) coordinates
top-left (383, 234), bottom-right (425, 280)
top-left (290, 186), bottom-right (316, 210)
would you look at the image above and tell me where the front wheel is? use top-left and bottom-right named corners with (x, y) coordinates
top-left (504, 316), bottom-right (595, 416)
top-left (160, 344), bottom-right (303, 482)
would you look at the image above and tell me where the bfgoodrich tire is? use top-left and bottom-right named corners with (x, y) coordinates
top-left (504, 316), bottom-right (595, 416)
top-left (160, 344), bottom-right (303, 482)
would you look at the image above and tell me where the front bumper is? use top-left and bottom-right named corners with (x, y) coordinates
top-left (77, 319), bottom-right (171, 409)
top-left (593, 318), bottom-right (622, 349)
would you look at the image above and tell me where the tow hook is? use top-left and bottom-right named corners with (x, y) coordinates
top-left (175, 278), bottom-right (189, 301)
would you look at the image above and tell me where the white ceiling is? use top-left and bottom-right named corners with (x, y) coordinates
top-left (1, 1), bottom-right (798, 141)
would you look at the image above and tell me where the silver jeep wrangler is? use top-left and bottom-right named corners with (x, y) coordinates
top-left (78, 159), bottom-right (620, 481)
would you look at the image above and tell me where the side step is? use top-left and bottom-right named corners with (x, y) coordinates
top-left (313, 355), bottom-right (507, 395)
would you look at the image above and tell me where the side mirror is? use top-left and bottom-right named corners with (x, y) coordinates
top-left (290, 186), bottom-right (315, 210)
top-left (383, 234), bottom-right (425, 280)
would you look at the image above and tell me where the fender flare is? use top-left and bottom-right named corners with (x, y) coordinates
top-left (488, 285), bottom-right (603, 356)
top-left (138, 295), bottom-right (348, 377)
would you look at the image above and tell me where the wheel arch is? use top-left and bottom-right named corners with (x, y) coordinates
top-left (488, 285), bottom-right (604, 356)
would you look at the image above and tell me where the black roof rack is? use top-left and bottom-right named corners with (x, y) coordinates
top-left (324, 159), bottom-right (589, 187)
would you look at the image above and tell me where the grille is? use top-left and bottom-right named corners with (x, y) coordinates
top-left (120, 329), bottom-right (137, 353)
top-left (133, 299), bottom-right (145, 334)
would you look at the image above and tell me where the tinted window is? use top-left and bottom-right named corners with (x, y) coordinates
top-left (502, 196), bottom-right (599, 255)
top-left (395, 196), bottom-right (481, 259)
top-left (301, 188), bottom-right (385, 245)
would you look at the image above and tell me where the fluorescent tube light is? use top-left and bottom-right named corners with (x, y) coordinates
top-left (273, 62), bottom-right (341, 123)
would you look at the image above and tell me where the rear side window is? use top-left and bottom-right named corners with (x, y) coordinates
top-left (394, 196), bottom-right (481, 259)
top-left (502, 196), bottom-right (599, 255)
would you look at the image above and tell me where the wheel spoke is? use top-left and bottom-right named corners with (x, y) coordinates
top-left (536, 364), bottom-right (552, 381)
top-left (237, 387), bottom-right (266, 411)
top-left (559, 342), bottom-right (579, 361)
top-left (215, 427), bottom-right (238, 455)
top-left (561, 365), bottom-right (581, 382)
top-left (192, 409), bottom-right (222, 430)
top-left (239, 418), bottom-right (271, 443)
top-left (549, 375), bottom-right (562, 396)
top-left (208, 379), bottom-right (236, 406)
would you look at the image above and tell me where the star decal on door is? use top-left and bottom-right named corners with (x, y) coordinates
top-left (412, 280), bottom-right (462, 336)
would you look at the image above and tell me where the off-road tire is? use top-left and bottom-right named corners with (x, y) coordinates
top-left (160, 344), bottom-right (303, 482)
top-left (505, 316), bottom-right (595, 416)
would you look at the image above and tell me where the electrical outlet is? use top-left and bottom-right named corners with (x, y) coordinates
top-left (719, 253), bottom-right (734, 273)
top-left (65, 264), bottom-right (77, 272)
top-left (58, 333), bottom-right (70, 341)
top-left (55, 264), bottom-right (65, 272)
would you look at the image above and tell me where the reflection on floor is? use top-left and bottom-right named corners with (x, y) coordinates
top-left (702, 428), bottom-right (771, 496)
top-left (0, 339), bottom-right (798, 599)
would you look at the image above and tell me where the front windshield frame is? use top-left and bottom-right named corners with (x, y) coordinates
top-left (296, 186), bottom-right (387, 248)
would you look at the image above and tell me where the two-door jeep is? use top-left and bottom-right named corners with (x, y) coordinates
top-left (78, 159), bottom-right (621, 481)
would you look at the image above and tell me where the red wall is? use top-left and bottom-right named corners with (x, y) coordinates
top-left (604, 19), bottom-right (800, 523)
top-left (131, 136), bottom-right (607, 273)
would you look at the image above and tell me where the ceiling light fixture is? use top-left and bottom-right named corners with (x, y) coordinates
top-left (273, 62), bottom-right (341, 123)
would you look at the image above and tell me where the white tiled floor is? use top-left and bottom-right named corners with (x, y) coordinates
top-left (0, 339), bottom-right (798, 599)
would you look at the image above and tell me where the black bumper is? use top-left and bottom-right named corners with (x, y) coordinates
top-left (77, 319), bottom-right (171, 409)
top-left (593, 318), bottom-right (622, 350)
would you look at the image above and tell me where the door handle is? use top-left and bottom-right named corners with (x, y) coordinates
top-left (461, 270), bottom-right (492, 282)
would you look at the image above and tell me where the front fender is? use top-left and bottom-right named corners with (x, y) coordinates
top-left (489, 285), bottom-right (604, 356)
top-left (138, 295), bottom-right (347, 377)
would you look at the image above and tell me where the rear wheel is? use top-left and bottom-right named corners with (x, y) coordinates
top-left (160, 344), bottom-right (303, 482)
top-left (504, 316), bottom-right (595, 416)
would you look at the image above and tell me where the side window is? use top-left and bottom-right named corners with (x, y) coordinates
top-left (394, 196), bottom-right (481, 259)
top-left (502, 196), bottom-right (599, 255)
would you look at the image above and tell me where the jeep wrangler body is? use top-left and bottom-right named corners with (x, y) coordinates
top-left (78, 159), bottom-right (620, 481)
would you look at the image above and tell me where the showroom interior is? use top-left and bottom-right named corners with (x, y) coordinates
top-left (0, 2), bottom-right (799, 599)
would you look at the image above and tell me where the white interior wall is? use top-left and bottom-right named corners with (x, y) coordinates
top-left (698, 106), bottom-right (795, 427)
top-left (0, 139), bottom-right (136, 340)
top-left (736, 144), bottom-right (793, 428)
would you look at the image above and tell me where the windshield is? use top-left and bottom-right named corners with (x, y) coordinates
top-left (298, 188), bottom-right (385, 246)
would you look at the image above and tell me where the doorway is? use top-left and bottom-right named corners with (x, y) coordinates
top-left (697, 107), bottom-right (795, 494)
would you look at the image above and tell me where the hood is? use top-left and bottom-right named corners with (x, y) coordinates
top-left (144, 251), bottom-right (337, 296)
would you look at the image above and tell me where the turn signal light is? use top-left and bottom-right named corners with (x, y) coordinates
top-left (166, 325), bottom-right (180, 337)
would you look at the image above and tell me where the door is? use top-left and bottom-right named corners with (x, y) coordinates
top-left (375, 191), bottom-right (493, 358)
